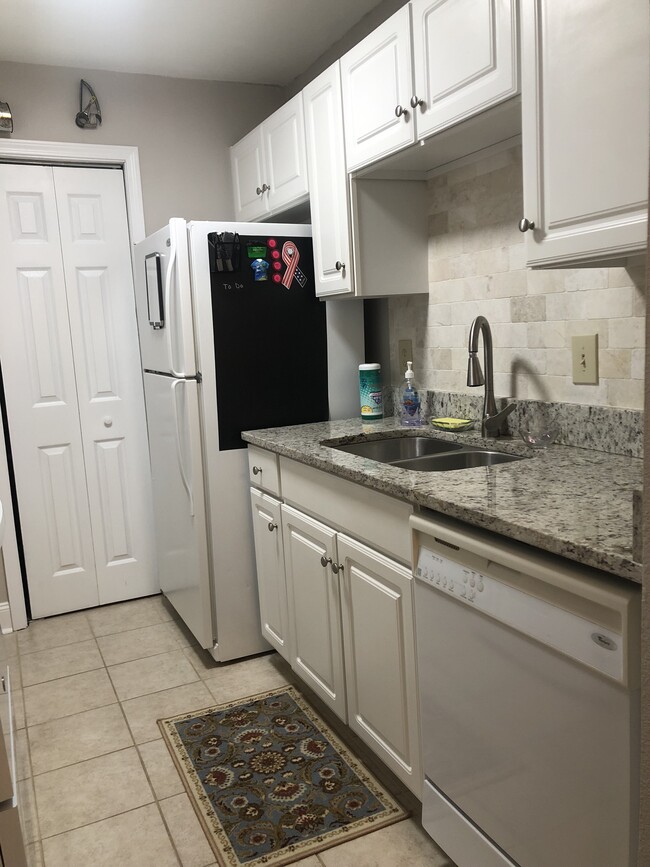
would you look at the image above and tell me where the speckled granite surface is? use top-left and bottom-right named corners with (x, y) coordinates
top-left (242, 418), bottom-right (643, 583)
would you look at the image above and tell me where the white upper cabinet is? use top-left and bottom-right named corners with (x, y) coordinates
top-left (341, 6), bottom-right (415, 171)
top-left (520, 0), bottom-right (649, 266)
top-left (340, 2), bottom-right (519, 172)
top-left (231, 94), bottom-right (309, 222)
top-left (412, 0), bottom-right (518, 139)
top-left (303, 63), bottom-right (354, 298)
top-left (230, 126), bottom-right (268, 222)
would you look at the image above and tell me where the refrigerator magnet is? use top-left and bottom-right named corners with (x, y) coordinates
top-left (251, 258), bottom-right (269, 281)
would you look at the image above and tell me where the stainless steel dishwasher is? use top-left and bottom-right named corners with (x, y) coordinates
top-left (411, 510), bottom-right (640, 867)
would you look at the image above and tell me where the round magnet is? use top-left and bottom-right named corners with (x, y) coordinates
top-left (273, 261), bottom-right (281, 270)
top-left (271, 249), bottom-right (280, 259)
top-left (272, 273), bottom-right (282, 283)
top-left (267, 238), bottom-right (277, 248)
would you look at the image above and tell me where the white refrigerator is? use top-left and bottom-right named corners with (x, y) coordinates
top-left (134, 219), bottom-right (364, 661)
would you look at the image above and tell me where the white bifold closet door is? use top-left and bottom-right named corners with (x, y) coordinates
top-left (0, 164), bottom-right (156, 618)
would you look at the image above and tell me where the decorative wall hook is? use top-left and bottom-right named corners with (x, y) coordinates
top-left (0, 101), bottom-right (13, 133)
top-left (75, 80), bottom-right (102, 129)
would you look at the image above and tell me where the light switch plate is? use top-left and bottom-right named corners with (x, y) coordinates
top-left (398, 339), bottom-right (413, 374)
top-left (571, 334), bottom-right (599, 384)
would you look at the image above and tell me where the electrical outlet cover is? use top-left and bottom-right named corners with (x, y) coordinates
top-left (571, 334), bottom-right (599, 385)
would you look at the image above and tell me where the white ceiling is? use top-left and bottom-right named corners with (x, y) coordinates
top-left (0, 0), bottom-right (387, 86)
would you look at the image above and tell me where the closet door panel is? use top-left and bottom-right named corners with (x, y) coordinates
top-left (0, 164), bottom-right (99, 617)
top-left (53, 167), bottom-right (157, 604)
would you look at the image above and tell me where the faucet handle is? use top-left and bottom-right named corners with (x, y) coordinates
top-left (484, 403), bottom-right (515, 437)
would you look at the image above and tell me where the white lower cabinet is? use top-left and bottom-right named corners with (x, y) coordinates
top-left (281, 504), bottom-right (347, 722)
top-left (338, 534), bottom-right (421, 796)
top-left (249, 489), bottom-right (289, 661)
top-left (248, 451), bottom-right (421, 795)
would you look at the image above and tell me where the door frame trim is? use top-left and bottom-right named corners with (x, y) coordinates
top-left (0, 140), bottom-right (146, 630)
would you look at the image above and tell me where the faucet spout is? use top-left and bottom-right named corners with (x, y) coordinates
top-left (467, 316), bottom-right (499, 433)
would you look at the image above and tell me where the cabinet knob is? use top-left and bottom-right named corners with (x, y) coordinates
top-left (331, 562), bottom-right (344, 575)
top-left (518, 218), bottom-right (535, 232)
top-left (268, 522), bottom-right (278, 532)
top-left (394, 104), bottom-right (409, 119)
top-left (335, 261), bottom-right (345, 271)
top-left (320, 555), bottom-right (332, 567)
top-left (256, 186), bottom-right (263, 196)
top-left (410, 95), bottom-right (425, 109)
top-left (103, 416), bottom-right (113, 428)
top-left (262, 183), bottom-right (270, 193)
top-left (252, 465), bottom-right (262, 475)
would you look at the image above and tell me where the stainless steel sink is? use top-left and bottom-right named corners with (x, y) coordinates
top-left (332, 436), bottom-right (463, 462)
top-left (391, 450), bottom-right (524, 472)
top-left (326, 435), bottom-right (525, 472)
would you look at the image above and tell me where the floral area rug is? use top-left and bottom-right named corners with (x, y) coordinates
top-left (158, 685), bottom-right (408, 867)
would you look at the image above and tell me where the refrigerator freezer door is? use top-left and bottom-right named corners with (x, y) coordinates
top-left (144, 373), bottom-right (213, 648)
top-left (134, 219), bottom-right (197, 376)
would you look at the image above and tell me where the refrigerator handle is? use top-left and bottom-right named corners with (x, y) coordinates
top-left (165, 241), bottom-right (185, 378)
top-left (171, 379), bottom-right (195, 516)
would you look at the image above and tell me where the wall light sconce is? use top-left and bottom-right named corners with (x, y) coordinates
top-left (75, 80), bottom-right (102, 129)
top-left (0, 102), bottom-right (13, 133)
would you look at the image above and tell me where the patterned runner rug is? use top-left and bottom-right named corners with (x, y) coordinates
top-left (159, 685), bottom-right (408, 867)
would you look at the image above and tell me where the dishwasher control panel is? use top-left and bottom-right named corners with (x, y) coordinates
top-left (415, 544), bottom-right (625, 683)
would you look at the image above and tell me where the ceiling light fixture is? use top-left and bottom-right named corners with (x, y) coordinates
top-left (75, 79), bottom-right (102, 129)
top-left (0, 102), bottom-right (13, 133)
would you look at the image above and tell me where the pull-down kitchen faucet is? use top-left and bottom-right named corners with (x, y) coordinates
top-left (467, 316), bottom-right (515, 437)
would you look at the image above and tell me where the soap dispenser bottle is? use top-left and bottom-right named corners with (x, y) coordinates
top-left (399, 361), bottom-right (421, 426)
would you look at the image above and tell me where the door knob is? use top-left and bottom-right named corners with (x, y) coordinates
top-left (395, 105), bottom-right (409, 119)
top-left (268, 522), bottom-right (278, 532)
top-left (252, 465), bottom-right (262, 475)
top-left (410, 95), bottom-right (425, 109)
top-left (518, 218), bottom-right (535, 232)
top-left (320, 555), bottom-right (332, 567)
top-left (335, 261), bottom-right (345, 271)
top-left (103, 416), bottom-right (113, 427)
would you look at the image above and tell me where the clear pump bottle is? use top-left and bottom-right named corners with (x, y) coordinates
top-left (399, 361), bottom-right (421, 426)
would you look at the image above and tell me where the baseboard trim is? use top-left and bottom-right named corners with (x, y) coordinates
top-left (0, 602), bottom-right (13, 634)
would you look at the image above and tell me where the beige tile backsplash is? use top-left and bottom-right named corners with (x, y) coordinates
top-left (388, 145), bottom-right (646, 409)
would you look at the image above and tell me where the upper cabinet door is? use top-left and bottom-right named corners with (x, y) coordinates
top-left (303, 63), bottom-right (354, 298)
top-left (341, 6), bottom-right (415, 171)
top-left (262, 94), bottom-right (309, 215)
top-left (230, 126), bottom-right (269, 222)
top-left (412, 0), bottom-right (519, 140)
top-left (521, 0), bottom-right (649, 266)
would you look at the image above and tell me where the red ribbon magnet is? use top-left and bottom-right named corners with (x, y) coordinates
top-left (281, 241), bottom-right (307, 289)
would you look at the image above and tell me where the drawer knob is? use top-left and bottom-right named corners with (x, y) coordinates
top-left (252, 465), bottom-right (262, 475)
top-left (331, 562), bottom-right (344, 575)
top-left (410, 95), bottom-right (425, 109)
top-left (268, 522), bottom-right (278, 532)
top-left (518, 218), bottom-right (535, 232)
top-left (256, 186), bottom-right (262, 196)
top-left (320, 555), bottom-right (332, 567)
top-left (394, 104), bottom-right (409, 119)
top-left (335, 261), bottom-right (345, 271)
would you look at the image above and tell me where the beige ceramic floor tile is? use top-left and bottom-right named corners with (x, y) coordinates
top-left (121, 681), bottom-right (215, 744)
top-left (29, 703), bottom-right (133, 775)
top-left (164, 614), bottom-right (196, 648)
top-left (18, 612), bottom-right (93, 655)
top-left (204, 653), bottom-right (290, 704)
top-left (318, 818), bottom-right (455, 867)
top-left (21, 639), bottom-right (103, 687)
top-left (17, 776), bottom-right (41, 844)
top-left (108, 649), bottom-right (199, 701)
top-left (138, 739), bottom-right (185, 800)
top-left (14, 726), bottom-right (31, 780)
top-left (25, 840), bottom-right (44, 867)
top-left (35, 746), bottom-right (153, 837)
top-left (41, 803), bottom-right (178, 867)
top-left (97, 622), bottom-right (183, 666)
top-left (159, 793), bottom-right (215, 867)
top-left (23, 668), bottom-right (117, 726)
top-left (182, 644), bottom-right (221, 678)
top-left (87, 596), bottom-right (169, 638)
top-left (291, 858), bottom-right (323, 867)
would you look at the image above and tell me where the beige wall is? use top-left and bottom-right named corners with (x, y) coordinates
top-left (388, 145), bottom-right (646, 408)
top-left (0, 61), bottom-right (282, 233)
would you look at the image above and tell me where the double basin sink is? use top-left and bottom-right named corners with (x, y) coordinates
top-left (328, 436), bottom-right (524, 472)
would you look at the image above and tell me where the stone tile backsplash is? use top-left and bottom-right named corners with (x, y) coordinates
top-left (388, 144), bottom-right (646, 411)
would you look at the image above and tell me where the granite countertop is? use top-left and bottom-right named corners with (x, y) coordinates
top-left (242, 418), bottom-right (643, 583)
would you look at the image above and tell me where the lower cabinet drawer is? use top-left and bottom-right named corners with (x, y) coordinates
top-left (248, 446), bottom-right (281, 496)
